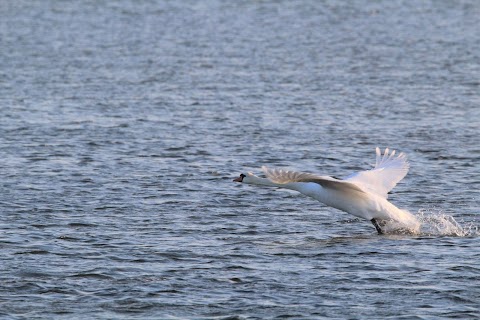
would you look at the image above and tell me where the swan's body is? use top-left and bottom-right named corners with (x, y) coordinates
top-left (233, 148), bottom-right (420, 234)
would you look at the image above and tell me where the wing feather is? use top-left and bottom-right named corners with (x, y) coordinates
top-left (262, 166), bottom-right (366, 194)
top-left (345, 147), bottom-right (409, 199)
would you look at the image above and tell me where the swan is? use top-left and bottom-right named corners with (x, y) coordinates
top-left (233, 147), bottom-right (420, 234)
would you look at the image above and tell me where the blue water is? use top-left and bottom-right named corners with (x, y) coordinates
top-left (1, 1), bottom-right (479, 319)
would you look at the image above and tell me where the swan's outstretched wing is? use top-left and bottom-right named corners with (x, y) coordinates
top-left (262, 166), bottom-right (366, 194)
top-left (344, 147), bottom-right (409, 199)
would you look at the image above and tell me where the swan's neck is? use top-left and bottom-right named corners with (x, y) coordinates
top-left (243, 175), bottom-right (298, 190)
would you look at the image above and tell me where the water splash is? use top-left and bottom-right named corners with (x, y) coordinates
top-left (380, 209), bottom-right (479, 237)
top-left (415, 209), bottom-right (479, 237)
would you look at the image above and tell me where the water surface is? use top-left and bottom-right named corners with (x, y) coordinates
top-left (1, 1), bottom-right (479, 319)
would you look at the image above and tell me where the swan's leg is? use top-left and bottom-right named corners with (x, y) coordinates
top-left (370, 219), bottom-right (384, 235)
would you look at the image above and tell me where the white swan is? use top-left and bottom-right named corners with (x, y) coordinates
top-left (233, 147), bottom-right (420, 234)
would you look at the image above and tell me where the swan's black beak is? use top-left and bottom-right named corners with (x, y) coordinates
top-left (233, 173), bottom-right (246, 182)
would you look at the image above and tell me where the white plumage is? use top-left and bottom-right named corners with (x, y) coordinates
top-left (233, 147), bottom-right (419, 234)
top-left (344, 147), bottom-right (409, 199)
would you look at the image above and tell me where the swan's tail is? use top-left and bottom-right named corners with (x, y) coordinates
top-left (378, 209), bottom-right (421, 234)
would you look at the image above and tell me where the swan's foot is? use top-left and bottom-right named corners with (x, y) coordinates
top-left (370, 218), bottom-right (384, 235)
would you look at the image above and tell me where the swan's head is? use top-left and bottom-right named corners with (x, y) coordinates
top-left (233, 173), bottom-right (246, 182)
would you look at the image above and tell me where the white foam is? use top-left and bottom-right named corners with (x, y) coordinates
top-left (379, 208), bottom-right (478, 237)
top-left (415, 208), bottom-right (479, 237)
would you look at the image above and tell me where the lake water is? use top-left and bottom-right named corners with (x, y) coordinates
top-left (1, 1), bottom-right (479, 319)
